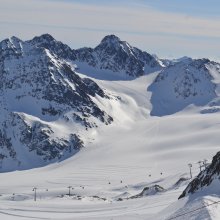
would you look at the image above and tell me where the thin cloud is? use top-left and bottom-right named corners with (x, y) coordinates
top-left (1, 0), bottom-right (220, 59)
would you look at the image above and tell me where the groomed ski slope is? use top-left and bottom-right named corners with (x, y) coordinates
top-left (0, 69), bottom-right (220, 219)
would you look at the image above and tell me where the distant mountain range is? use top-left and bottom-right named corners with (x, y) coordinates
top-left (1, 33), bottom-right (220, 171)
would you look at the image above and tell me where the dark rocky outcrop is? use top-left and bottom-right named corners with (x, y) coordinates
top-left (179, 152), bottom-right (220, 199)
top-left (75, 35), bottom-right (163, 77)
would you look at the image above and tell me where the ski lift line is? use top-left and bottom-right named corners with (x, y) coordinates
top-left (167, 200), bottom-right (220, 220)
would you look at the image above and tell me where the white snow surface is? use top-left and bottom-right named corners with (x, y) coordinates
top-left (1, 66), bottom-right (220, 219)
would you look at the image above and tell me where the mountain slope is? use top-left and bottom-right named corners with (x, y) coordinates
top-left (0, 36), bottom-right (113, 171)
top-left (148, 58), bottom-right (218, 116)
top-left (75, 35), bottom-right (163, 77)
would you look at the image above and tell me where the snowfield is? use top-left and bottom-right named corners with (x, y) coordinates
top-left (0, 68), bottom-right (220, 219)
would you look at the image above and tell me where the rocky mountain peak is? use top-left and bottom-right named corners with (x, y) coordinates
top-left (96, 34), bottom-right (134, 55)
top-left (0, 36), bottom-right (22, 47)
top-left (31, 33), bottom-right (55, 44)
top-left (0, 36), bottom-right (24, 59)
top-left (28, 34), bottom-right (76, 60)
top-left (99, 34), bottom-right (121, 46)
top-left (76, 35), bottom-right (163, 77)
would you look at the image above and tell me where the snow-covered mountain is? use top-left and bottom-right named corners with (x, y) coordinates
top-left (1, 33), bottom-right (220, 219)
top-left (75, 34), bottom-right (163, 77)
top-left (28, 33), bottom-right (77, 61)
top-left (26, 34), bottom-right (163, 77)
top-left (0, 33), bottom-right (167, 171)
top-left (0, 35), bottom-right (113, 171)
top-left (1, 34), bottom-right (220, 172)
top-left (149, 58), bottom-right (219, 116)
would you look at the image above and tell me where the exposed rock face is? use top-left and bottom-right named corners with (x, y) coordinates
top-left (129, 185), bottom-right (165, 199)
top-left (28, 34), bottom-right (77, 61)
top-left (0, 35), bottom-right (113, 171)
top-left (179, 152), bottom-right (220, 199)
top-left (75, 35), bottom-right (163, 77)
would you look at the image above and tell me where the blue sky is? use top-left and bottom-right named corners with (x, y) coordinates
top-left (1, 0), bottom-right (220, 60)
top-left (136, 0), bottom-right (220, 17)
top-left (48, 0), bottom-right (220, 18)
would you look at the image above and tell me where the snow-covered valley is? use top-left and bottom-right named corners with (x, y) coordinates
top-left (0, 34), bottom-right (220, 219)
